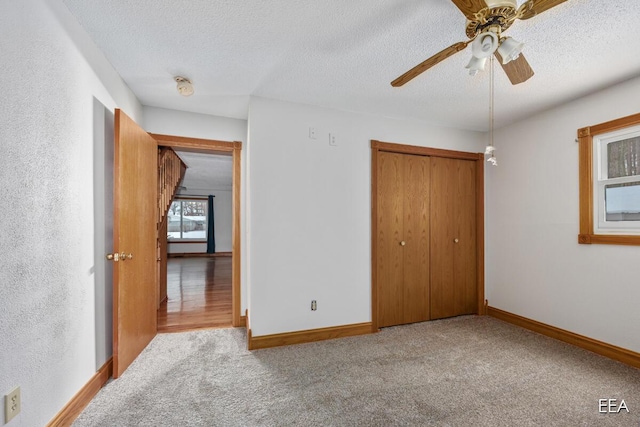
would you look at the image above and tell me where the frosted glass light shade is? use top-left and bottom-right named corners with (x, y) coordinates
top-left (497, 37), bottom-right (524, 64)
top-left (471, 31), bottom-right (499, 59)
top-left (466, 56), bottom-right (487, 76)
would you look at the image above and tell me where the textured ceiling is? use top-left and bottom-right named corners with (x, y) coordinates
top-left (175, 151), bottom-right (232, 195)
top-left (62, 0), bottom-right (640, 131)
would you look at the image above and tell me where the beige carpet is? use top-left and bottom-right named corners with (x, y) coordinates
top-left (73, 316), bottom-right (640, 426)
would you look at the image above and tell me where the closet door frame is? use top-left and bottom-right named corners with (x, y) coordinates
top-left (371, 140), bottom-right (485, 331)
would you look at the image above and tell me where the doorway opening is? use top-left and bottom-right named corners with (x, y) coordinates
top-left (152, 134), bottom-right (243, 333)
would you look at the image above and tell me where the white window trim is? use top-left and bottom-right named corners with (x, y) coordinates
top-left (592, 125), bottom-right (640, 235)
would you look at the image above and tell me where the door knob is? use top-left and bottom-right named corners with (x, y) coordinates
top-left (400, 241), bottom-right (406, 246)
top-left (106, 252), bottom-right (132, 261)
top-left (454, 238), bottom-right (459, 243)
top-left (106, 253), bottom-right (119, 262)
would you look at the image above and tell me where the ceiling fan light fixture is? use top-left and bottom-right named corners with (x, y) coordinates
top-left (471, 31), bottom-right (499, 59)
top-left (465, 56), bottom-right (487, 76)
top-left (497, 37), bottom-right (524, 64)
top-left (174, 76), bottom-right (194, 97)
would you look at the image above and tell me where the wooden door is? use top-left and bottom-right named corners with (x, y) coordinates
top-left (157, 217), bottom-right (168, 307)
top-left (377, 152), bottom-right (430, 327)
top-left (402, 154), bottom-right (430, 323)
top-left (430, 157), bottom-right (477, 319)
top-left (113, 109), bottom-right (158, 378)
top-left (377, 152), bottom-right (404, 327)
top-left (454, 159), bottom-right (477, 315)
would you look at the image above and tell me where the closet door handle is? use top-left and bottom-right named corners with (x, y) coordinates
top-left (454, 238), bottom-right (459, 243)
top-left (400, 241), bottom-right (406, 246)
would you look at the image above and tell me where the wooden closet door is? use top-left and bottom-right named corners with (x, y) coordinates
top-left (430, 157), bottom-right (477, 319)
top-left (454, 159), bottom-right (477, 315)
top-left (430, 157), bottom-right (456, 319)
top-left (377, 152), bottom-right (404, 327)
top-left (402, 154), bottom-right (430, 323)
top-left (377, 152), bottom-right (430, 327)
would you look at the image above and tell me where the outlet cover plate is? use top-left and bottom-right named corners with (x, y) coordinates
top-left (5, 386), bottom-right (21, 423)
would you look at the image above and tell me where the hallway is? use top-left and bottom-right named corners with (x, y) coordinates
top-left (157, 257), bottom-right (232, 333)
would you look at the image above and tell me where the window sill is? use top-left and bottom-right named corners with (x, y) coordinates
top-left (578, 234), bottom-right (640, 246)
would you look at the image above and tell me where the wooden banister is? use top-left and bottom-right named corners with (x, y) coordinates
top-left (157, 147), bottom-right (187, 226)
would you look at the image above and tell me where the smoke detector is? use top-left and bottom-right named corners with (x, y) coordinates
top-left (174, 76), bottom-right (194, 97)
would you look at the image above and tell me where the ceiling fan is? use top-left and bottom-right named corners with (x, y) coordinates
top-left (391, 0), bottom-right (568, 87)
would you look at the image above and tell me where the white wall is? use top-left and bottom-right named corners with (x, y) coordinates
top-left (247, 97), bottom-right (485, 336)
top-left (142, 106), bottom-right (248, 311)
top-left (142, 106), bottom-right (247, 142)
top-left (92, 100), bottom-right (115, 371)
top-left (486, 75), bottom-right (640, 353)
top-left (0, 0), bottom-right (142, 425)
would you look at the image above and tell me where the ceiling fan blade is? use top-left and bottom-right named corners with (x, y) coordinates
top-left (495, 52), bottom-right (535, 85)
top-left (519, 0), bottom-right (568, 20)
top-left (450, 0), bottom-right (488, 20)
top-left (391, 41), bottom-right (470, 87)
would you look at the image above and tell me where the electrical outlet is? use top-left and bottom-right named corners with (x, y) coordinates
top-left (311, 300), bottom-right (317, 311)
top-left (329, 133), bottom-right (337, 146)
top-left (309, 127), bottom-right (317, 139)
top-left (5, 386), bottom-right (20, 423)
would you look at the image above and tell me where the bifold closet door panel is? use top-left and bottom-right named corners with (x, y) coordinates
top-left (430, 157), bottom-right (456, 319)
top-left (430, 157), bottom-right (477, 319)
top-left (377, 151), bottom-right (404, 327)
top-left (402, 154), bottom-right (430, 324)
top-left (454, 159), bottom-right (477, 315)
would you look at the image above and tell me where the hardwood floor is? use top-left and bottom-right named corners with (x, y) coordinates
top-left (157, 257), bottom-right (232, 333)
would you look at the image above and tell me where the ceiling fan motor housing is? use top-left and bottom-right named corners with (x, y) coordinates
top-left (486, 0), bottom-right (517, 7)
top-left (465, 0), bottom-right (519, 39)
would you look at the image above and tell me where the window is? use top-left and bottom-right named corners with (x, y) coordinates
top-left (578, 112), bottom-right (640, 245)
top-left (595, 130), bottom-right (640, 232)
top-left (167, 199), bottom-right (208, 241)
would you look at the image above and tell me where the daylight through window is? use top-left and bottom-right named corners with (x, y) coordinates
top-left (167, 199), bottom-right (208, 241)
